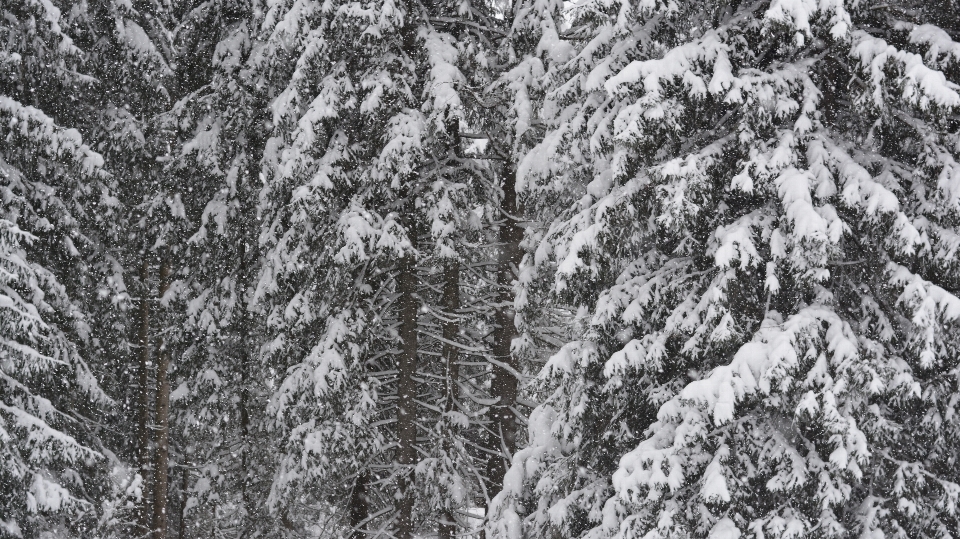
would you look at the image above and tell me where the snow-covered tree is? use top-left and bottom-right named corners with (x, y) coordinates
top-left (253, 0), bottom-right (514, 536)
top-left (0, 1), bottom-right (119, 536)
top-left (60, 3), bottom-right (188, 536)
top-left (474, 0), bottom-right (572, 518)
top-left (162, 2), bottom-right (280, 536)
top-left (491, 1), bottom-right (960, 538)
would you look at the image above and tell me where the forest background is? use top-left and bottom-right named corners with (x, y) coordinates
top-left (3, 0), bottom-right (960, 538)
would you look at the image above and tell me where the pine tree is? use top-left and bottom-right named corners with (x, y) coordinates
top-left (58, 3), bottom-right (186, 536)
top-left (254, 0), bottom-right (508, 536)
top-left (491, 1), bottom-right (960, 538)
top-left (163, 1), bottom-right (279, 536)
top-left (475, 0), bottom-right (572, 522)
top-left (0, 1), bottom-right (119, 536)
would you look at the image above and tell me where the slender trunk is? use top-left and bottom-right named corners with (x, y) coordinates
top-left (238, 238), bottom-right (252, 516)
top-left (487, 167), bottom-right (523, 505)
top-left (152, 260), bottom-right (172, 539)
top-left (442, 260), bottom-right (461, 413)
top-left (235, 146), bottom-right (260, 528)
top-left (396, 246), bottom-right (419, 539)
top-left (239, 375), bottom-right (250, 505)
top-left (137, 257), bottom-right (153, 536)
top-left (348, 471), bottom-right (370, 539)
top-left (177, 466), bottom-right (187, 539)
top-left (394, 20), bottom-right (421, 537)
top-left (438, 260), bottom-right (460, 539)
top-left (238, 355), bottom-right (252, 537)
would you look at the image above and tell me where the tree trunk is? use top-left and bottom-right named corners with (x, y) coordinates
top-left (137, 256), bottom-right (153, 536)
top-left (238, 236), bottom-right (253, 517)
top-left (348, 471), bottom-right (370, 539)
top-left (152, 260), bottom-right (173, 539)
top-left (237, 286), bottom-right (251, 523)
top-left (438, 259), bottom-right (460, 539)
top-left (239, 361), bottom-right (250, 508)
top-left (442, 260), bottom-right (461, 413)
top-left (177, 466), bottom-right (188, 539)
top-left (487, 167), bottom-right (523, 507)
top-left (396, 247), bottom-right (419, 539)
top-left (394, 11), bottom-right (421, 539)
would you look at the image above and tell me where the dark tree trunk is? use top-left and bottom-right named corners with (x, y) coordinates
top-left (239, 356), bottom-right (250, 508)
top-left (137, 256), bottom-right (153, 536)
top-left (396, 246), bottom-right (419, 539)
top-left (237, 255), bottom-right (252, 518)
top-left (442, 260), bottom-right (461, 413)
top-left (438, 259), bottom-right (461, 539)
top-left (348, 471), bottom-right (370, 539)
top-left (152, 260), bottom-right (173, 539)
top-left (487, 166), bottom-right (523, 508)
top-left (235, 133), bottom-right (262, 529)
top-left (177, 466), bottom-right (188, 539)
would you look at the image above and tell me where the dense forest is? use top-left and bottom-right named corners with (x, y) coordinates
top-left (3, 0), bottom-right (960, 538)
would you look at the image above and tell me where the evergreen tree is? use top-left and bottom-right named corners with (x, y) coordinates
top-left (61, 3), bottom-right (189, 536)
top-left (491, 1), bottom-right (960, 538)
top-left (9, 1), bottom-right (960, 538)
top-left (163, 1), bottom-right (279, 536)
top-left (0, 1), bottom-right (119, 536)
top-left (476, 0), bottom-right (571, 521)
top-left (69, 3), bottom-right (179, 535)
top-left (254, 0), bottom-right (508, 536)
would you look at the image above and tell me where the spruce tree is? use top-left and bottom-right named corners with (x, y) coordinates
top-left (491, 1), bottom-right (960, 538)
top-left (0, 1), bottom-right (119, 536)
top-left (254, 0), bottom-right (506, 536)
top-left (477, 0), bottom-right (571, 521)
top-left (163, 1), bottom-right (278, 536)
top-left (71, 2), bottom-right (178, 535)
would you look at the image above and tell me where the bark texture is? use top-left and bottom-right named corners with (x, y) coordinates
top-left (348, 471), bottom-right (370, 539)
top-left (439, 259), bottom-right (460, 539)
top-left (487, 167), bottom-right (523, 503)
top-left (396, 247), bottom-right (419, 539)
top-left (152, 260), bottom-right (173, 539)
top-left (137, 257), bottom-right (153, 535)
